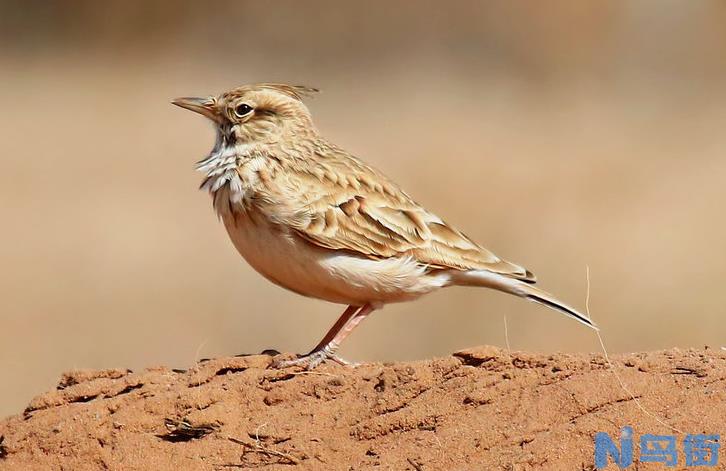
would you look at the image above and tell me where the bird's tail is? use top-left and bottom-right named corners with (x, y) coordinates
top-left (450, 270), bottom-right (598, 330)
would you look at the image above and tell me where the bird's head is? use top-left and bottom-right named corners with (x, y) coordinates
top-left (172, 83), bottom-right (319, 146)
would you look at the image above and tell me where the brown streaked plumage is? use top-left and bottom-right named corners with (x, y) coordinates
top-left (173, 83), bottom-right (596, 369)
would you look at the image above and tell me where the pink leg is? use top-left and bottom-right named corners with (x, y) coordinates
top-left (310, 305), bottom-right (361, 352)
top-left (275, 303), bottom-right (376, 369)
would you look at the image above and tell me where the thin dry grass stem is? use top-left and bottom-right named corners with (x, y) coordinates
top-left (254, 423), bottom-right (268, 444)
top-left (503, 314), bottom-right (511, 352)
top-left (228, 424), bottom-right (300, 466)
top-left (191, 339), bottom-right (210, 400)
top-left (406, 457), bottom-right (424, 471)
top-left (586, 265), bottom-right (684, 435)
top-left (193, 339), bottom-right (209, 365)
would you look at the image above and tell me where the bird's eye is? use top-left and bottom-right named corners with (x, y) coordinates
top-left (234, 103), bottom-right (254, 117)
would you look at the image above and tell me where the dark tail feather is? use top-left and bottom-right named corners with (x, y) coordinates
top-left (451, 269), bottom-right (598, 330)
top-left (524, 290), bottom-right (598, 330)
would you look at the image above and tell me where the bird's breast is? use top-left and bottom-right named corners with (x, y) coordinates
top-left (220, 211), bottom-right (353, 303)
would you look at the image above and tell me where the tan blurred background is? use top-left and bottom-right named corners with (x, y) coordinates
top-left (1, 0), bottom-right (725, 417)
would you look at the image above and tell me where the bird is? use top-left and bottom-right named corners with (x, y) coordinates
top-left (172, 83), bottom-right (596, 369)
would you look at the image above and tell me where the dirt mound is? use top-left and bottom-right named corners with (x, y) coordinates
top-left (0, 347), bottom-right (724, 470)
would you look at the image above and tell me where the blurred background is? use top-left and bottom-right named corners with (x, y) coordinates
top-left (1, 0), bottom-right (725, 417)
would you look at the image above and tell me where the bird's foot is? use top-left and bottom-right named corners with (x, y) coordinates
top-left (273, 349), bottom-right (358, 370)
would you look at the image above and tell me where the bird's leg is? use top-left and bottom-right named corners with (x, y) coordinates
top-left (309, 305), bottom-right (361, 352)
top-left (274, 303), bottom-right (376, 369)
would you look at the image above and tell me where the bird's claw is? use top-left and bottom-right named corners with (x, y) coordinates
top-left (273, 350), bottom-right (358, 370)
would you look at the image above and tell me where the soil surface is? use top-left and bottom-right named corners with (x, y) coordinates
top-left (0, 347), bottom-right (724, 470)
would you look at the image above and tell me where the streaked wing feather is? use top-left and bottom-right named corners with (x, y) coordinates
top-left (276, 144), bottom-right (535, 282)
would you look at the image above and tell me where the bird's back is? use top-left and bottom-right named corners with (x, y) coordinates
top-left (257, 138), bottom-right (537, 283)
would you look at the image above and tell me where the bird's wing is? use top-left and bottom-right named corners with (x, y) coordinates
top-left (271, 144), bottom-right (535, 282)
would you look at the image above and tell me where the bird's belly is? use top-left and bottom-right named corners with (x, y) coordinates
top-left (222, 213), bottom-right (449, 305)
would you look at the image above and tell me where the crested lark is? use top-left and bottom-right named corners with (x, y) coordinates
top-left (173, 83), bottom-right (596, 369)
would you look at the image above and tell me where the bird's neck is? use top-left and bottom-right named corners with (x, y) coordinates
top-left (197, 132), bottom-right (260, 190)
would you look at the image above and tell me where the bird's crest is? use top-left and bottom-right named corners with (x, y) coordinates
top-left (257, 83), bottom-right (320, 101)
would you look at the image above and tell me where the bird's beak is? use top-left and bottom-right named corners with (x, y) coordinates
top-left (171, 96), bottom-right (220, 122)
